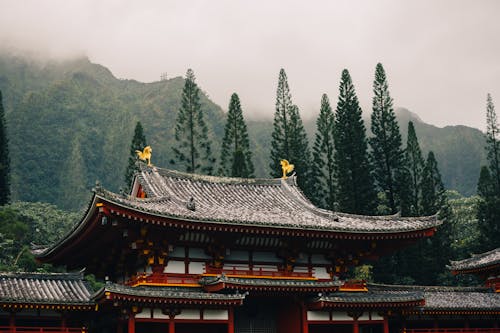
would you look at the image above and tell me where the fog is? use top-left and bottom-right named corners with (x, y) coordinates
top-left (1, 0), bottom-right (499, 129)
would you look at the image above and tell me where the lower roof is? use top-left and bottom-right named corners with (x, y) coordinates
top-left (449, 248), bottom-right (500, 273)
top-left (369, 284), bottom-right (500, 311)
top-left (0, 271), bottom-right (93, 306)
top-left (95, 283), bottom-right (246, 306)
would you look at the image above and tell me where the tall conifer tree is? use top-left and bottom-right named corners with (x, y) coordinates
top-left (475, 94), bottom-right (500, 251)
top-left (124, 122), bottom-right (147, 193)
top-left (485, 93), bottom-right (500, 194)
top-left (171, 69), bottom-right (215, 174)
top-left (369, 63), bottom-right (404, 214)
top-left (219, 93), bottom-right (254, 178)
top-left (421, 151), bottom-right (445, 215)
top-left (270, 69), bottom-right (293, 176)
top-left (311, 94), bottom-right (336, 209)
top-left (269, 69), bottom-right (313, 197)
top-left (334, 69), bottom-right (376, 214)
top-left (0, 91), bottom-right (10, 205)
top-left (401, 121), bottom-right (424, 216)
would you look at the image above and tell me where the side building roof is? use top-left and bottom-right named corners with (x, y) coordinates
top-left (368, 284), bottom-right (500, 313)
top-left (0, 271), bottom-right (94, 309)
top-left (449, 248), bottom-right (500, 274)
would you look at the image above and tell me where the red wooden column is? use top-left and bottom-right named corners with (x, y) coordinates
top-left (169, 317), bottom-right (175, 333)
top-left (128, 314), bottom-right (135, 333)
top-left (228, 307), bottom-right (235, 333)
top-left (300, 303), bottom-right (308, 333)
top-left (353, 318), bottom-right (359, 333)
top-left (383, 316), bottom-right (389, 333)
top-left (61, 313), bottom-right (67, 330)
top-left (9, 312), bottom-right (15, 333)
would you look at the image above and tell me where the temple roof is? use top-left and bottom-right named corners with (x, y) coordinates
top-left (0, 271), bottom-right (93, 306)
top-left (101, 165), bottom-right (440, 234)
top-left (449, 248), bottom-right (500, 273)
top-left (369, 284), bottom-right (500, 311)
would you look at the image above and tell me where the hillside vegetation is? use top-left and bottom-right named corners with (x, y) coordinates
top-left (0, 54), bottom-right (487, 210)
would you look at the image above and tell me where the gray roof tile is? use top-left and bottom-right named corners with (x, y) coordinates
top-left (98, 166), bottom-right (441, 234)
top-left (449, 248), bottom-right (500, 272)
top-left (98, 283), bottom-right (246, 302)
top-left (368, 284), bottom-right (500, 310)
top-left (0, 272), bottom-right (93, 305)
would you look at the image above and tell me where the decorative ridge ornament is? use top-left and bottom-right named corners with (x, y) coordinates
top-left (136, 146), bottom-right (152, 166)
top-left (280, 159), bottom-right (294, 179)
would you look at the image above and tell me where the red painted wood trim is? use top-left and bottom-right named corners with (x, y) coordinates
top-left (105, 200), bottom-right (437, 241)
top-left (228, 307), bottom-right (234, 333)
top-left (128, 315), bottom-right (135, 333)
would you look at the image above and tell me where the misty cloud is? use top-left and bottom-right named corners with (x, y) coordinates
top-left (1, 0), bottom-right (499, 130)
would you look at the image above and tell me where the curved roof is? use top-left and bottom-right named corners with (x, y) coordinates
top-left (449, 248), bottom-right (500, 273)
top-left (104, 165), bottom-right (440, 234)
top-left (0, 271), bottom-right (93, 306)
top-left (368, 284), bottom-right (500, 311)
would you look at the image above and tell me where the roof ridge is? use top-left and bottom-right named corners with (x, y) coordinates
top-left (142, 163), bottom-right (283, 186)
top-left (0, 270), bottom-right (85, 280)
top-left (368, 282), bottom-right (489, 292)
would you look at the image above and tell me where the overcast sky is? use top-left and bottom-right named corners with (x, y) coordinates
top-left (1, 0), bottom-right (499, 130)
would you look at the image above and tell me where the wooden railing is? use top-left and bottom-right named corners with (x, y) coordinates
top-left (126, 273), bottom-right (199, 286)
top-left (0, 327), bottom-right (86, 333)
top-left (205, 266), bottom-right (314, 278)
top-left (402, 329), bottom-right (500, 333)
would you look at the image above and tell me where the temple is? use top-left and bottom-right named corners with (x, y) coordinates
top-left (1, 164), bottom-right (499, 333)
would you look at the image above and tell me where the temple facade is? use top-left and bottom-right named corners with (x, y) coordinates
top-left (0, 164), bottom-right (499, 333)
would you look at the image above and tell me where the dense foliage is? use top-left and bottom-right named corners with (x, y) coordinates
top-left (0, 201), bottom-right (79, 272)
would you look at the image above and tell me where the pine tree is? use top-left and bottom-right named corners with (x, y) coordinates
top-left (270, 69), bottom-right (293, 177)
top-left (0, 91), bottom-right (10, 205)
top-left (369, 63), bottom-right (404, 214)
top-left (475, 94), bottom-right (500, 252)
top-left (269, 70), bottom-right (313, 196)
top-left (288, 105), bottom-right (314, 197)
top-left (218, 93), bottom-right (254, 178)
top-left (334, 69), bottom-right (376, 214)
top-left (311, 94), bottom-right (336, 209)
top-left (171, 69), bottom-right (215, 174)
top-left (401, 121), bottom-right (425, 216)
top-left (124, 122), bottom-right (147, 193)
top-left (485, 94), bottom-right (500, 194)
top-left (421, 151), bottom-right (445, 215)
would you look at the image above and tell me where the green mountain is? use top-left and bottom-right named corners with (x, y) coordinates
top-left (0, 54), bottom-right (486, 210)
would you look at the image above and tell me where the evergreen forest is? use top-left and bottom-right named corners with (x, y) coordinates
top-left (0, 53), bottom-right (497, 286)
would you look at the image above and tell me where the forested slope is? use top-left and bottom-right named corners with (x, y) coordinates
top-left (0, 54), bottom-right (487, 210)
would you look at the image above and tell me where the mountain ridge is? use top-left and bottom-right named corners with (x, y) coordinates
top-left (0, 54), bottom-right (486, 209)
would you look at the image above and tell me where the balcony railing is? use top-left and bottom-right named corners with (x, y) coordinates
top-left (0, 327), bottom-right (86, 333)
top-left (205, 266), bottom-right (315, 279)
top-left (126, 273), bottom-right (200, 286)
